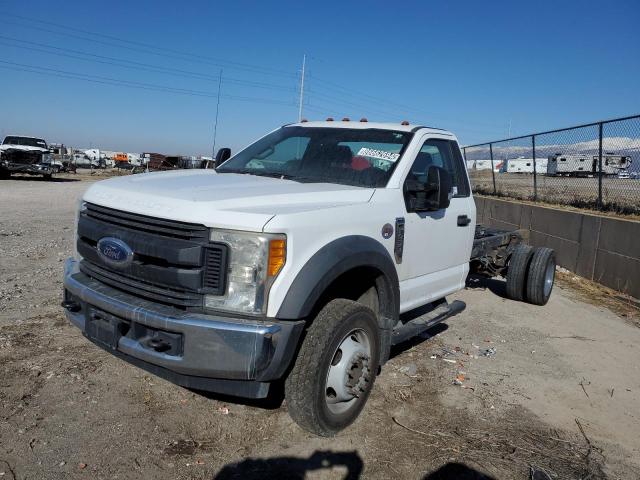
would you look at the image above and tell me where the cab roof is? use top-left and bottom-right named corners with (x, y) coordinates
top-left (4, 134), bottom-right (46, 139)
top-left (285, 120), bottom-right (453, 136)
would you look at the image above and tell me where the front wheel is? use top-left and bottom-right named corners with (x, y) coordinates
top-left (285, 299), bottom-right (380, 436)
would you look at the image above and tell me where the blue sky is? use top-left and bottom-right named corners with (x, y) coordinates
top-left (0, 0), bottom-right (638, 155)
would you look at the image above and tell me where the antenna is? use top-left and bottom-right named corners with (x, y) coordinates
top-left (298, 54), bottom-right (306, 122)
top-left (212, 69), bottom-right (223, 158)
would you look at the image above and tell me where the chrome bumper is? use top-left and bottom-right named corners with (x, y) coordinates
top-left (62, 258), bottom-right (304, 397)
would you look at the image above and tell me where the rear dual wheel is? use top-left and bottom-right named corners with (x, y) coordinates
top-left (506, 245), bottom-right (555, 305)
top-left (526, 248), bottom-right (556, 305)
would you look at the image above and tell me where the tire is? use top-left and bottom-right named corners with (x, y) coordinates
top-left (43, 173), bottom-right (53, 180)
top-left (526, 247), bottom-right (556, 306)
top-left (506, 244), bottom-right (534, 301)
top-left (285, 298), bottom-right (380, 436)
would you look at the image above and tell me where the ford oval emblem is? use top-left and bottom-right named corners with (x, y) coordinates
top-left (97, 237), bottom-right (134, 268)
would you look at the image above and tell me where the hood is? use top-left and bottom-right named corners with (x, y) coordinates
top-left (0, 144), bottom-right (49, 153)
top-left (83, 169), bottom-right (374, 231)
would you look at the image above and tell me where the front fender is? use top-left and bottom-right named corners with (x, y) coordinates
top-left (276, 235), bottom-right (399, 322)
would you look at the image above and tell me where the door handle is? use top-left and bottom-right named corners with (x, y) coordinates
top-left (457, 215), bottom-right (471, 227)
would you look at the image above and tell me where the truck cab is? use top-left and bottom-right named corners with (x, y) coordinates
top-left (62, 121), bottom-right (484, 435)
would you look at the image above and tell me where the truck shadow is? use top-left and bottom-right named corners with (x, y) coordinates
top-left (465, 274), bottom-right (508, 299)
top-left (190, 380), bottom-right (286, 410)
top-left (1, 176), bottom-right (81, 183)
top-left (389, 322), bottom-right (448, 360)
top-left (213, 450), bottom-right (364, 479)
top-left (212, 454), bottom-right (494, 480)
top-left (422, 462), bottom-right (496, 479)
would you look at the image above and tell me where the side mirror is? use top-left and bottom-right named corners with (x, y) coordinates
top-left (405, 166), bottom-right (452, 212)
top-left (214, 148), bottom-right (231, 168)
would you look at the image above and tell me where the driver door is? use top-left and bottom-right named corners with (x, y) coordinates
top-left (397, 136), bottom-right (475, 313)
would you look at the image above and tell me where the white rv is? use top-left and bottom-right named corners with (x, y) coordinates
top-left (547, 154), bottom-right (631, 176)
top-left (466, 159), bottom-right (501, 172)
top-left (505, 157), bottom-right (547, 174)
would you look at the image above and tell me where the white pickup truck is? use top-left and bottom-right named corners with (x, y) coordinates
top-left (62, 120), bottom-right (555, 435)
top-left (0, 135), bottom-right (59, 179)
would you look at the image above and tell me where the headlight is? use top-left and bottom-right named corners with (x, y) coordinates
top-left (205, 229), bottom-right (286, 315)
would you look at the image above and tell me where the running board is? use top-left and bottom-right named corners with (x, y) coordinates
top-left (391, 300), bottom-right (466, 346)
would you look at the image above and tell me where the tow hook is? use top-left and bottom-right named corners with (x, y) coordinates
top-left (61, 300), bottom-right (81, 312)
top-left (144, 337), bottom-right (171, 353)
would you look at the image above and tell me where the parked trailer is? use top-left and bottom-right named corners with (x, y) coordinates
top-left (546, 153), bottom-right (631, 177)
top-left (466, 159), bottom-right (501, 172)
top-left (504, 157), bottom-right (547, 174)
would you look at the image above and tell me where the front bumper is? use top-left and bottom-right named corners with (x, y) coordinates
top-left (62, 258), bottom-right (304, 398)
top-left (1, 161), bottom-right (51, 174)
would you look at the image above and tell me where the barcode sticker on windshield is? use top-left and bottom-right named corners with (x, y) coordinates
top-left (357, 148), bottom-right (400, 162)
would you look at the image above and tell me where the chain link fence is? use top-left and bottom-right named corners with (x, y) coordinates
top-left (463, 115), bottom-right (640, 215)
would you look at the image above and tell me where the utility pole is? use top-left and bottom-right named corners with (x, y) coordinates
top-left (212, 69), bottom-right (223, 159)
top-left (298, 54), bottom-right (306, 122)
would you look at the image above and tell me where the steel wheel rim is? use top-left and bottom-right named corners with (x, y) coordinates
top-left (544, 260), bottom-right (555, 297)
top-left (324, 328), bottom-right (372, 415)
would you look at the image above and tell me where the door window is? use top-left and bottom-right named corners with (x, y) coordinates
top-left (408, 139), bottom-right (470, 197)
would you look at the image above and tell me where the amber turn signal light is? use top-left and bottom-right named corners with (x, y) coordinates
top-left (268, 239), bottom-right (286, 277)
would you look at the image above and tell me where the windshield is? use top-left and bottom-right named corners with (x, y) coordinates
top-left (217, 126), bottom-right (413, 188)
top-left (3, 136), bottom-right (48, 148)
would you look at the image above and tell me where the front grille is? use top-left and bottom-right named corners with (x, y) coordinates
top-left (79, 203), bottom-right (228, 310)
top-left (85, 203), bottom-right (209, 240)
top-left (80, 261), bottom-right (202, 308)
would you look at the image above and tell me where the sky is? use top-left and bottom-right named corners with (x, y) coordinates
top-left (0, 0), bottom-right (638, 156)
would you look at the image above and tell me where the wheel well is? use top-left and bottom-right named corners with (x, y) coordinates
top-left (313, 266), bottom-right (379, 313)
top-left (308, 266), bottom-right (397, 364)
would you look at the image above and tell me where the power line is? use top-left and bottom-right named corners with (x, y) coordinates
top-left (306, 89), bottom-right (416, 122)
top-left (3, 15), bottom-right (498, 131)
top-left (5, 12), bottom-right (298, 79)
top-left (0, 36), bottom-right (421, 124)
top-left (308, 73), bottom-right (506, 130)
top-left (0, 35), bottom-right (298, 93)
top-left (0, 60), bottom-right (297, 106)
top-left (3, 13), bottom-right (505, 134)
top-left (3, 18), bottom-right (298, 79)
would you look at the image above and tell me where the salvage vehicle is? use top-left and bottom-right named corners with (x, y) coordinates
top-left (0, 135), bottom-right (56, 179)
top-left (62, 120), bottom-right (556, 436)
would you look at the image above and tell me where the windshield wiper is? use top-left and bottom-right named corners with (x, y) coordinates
top-left (219, 169), bottom-right (300, 181)
top-left (249, 171), bottom-right (299, 180)
top-left (217, 169), bottom-right (330, 184)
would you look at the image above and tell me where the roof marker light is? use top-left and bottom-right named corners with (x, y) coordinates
top-left (326, 117), bottom-right (334, 121)
top-left (342, 117), bottom-right (350, 121)
top-left (401, 120), bottom-right (410, 125)
top-left (360, 118), bottom-right (368, 122)
top-left (300, 118), bottom-right (308, 123)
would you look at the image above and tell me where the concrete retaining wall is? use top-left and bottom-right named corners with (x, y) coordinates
top-left (475, 196), bottom-right (640, 299)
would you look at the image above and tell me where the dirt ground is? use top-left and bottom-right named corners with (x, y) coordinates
top-left (1, 173), bottom-right (639, 479)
